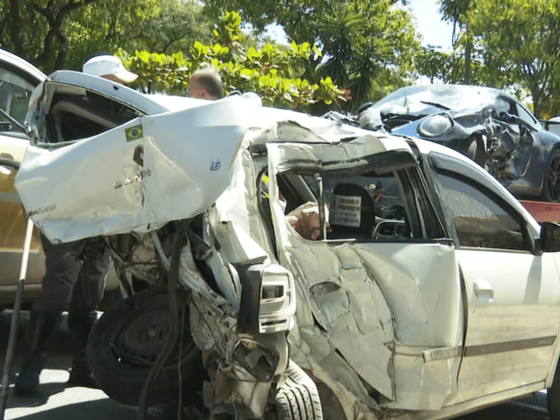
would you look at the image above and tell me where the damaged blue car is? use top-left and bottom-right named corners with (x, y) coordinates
top-left (359, 84), bottom-right (560, 202)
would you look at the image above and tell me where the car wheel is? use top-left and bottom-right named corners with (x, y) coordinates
top-left (548, 361), bottom-right (560, 420)
top-left (87, 287), bottom-right (203, 405)
top-left (540, 149), bottom-right (560, 203)
top-left (274, 362), bottom-right (323, 420)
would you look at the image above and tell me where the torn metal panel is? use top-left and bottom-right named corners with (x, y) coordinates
top-left (212, 148), bottom-right (276, 258)
top-left (289, 326), bottom-right (385, 420)
top-left (242, 115), bottom-right (362, 149)
top-left (15, 99), bottom-right (252, 243)
top-left (266, 143), bottom-right (396, 402)
top-left (387, 347), bottom-right (462, 411)
top-left (276, 226), bottom-right (395, 400)
top-left (265, 138), bottom-right (467, 415)
top-left (353, 244), bottom-right (462, 347)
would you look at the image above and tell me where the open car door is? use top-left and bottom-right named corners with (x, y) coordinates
top-left (264, 129), bottom-right (466, 413)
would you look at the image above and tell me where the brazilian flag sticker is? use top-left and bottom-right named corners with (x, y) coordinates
top-left (125, 124), bottom-right (143, 142)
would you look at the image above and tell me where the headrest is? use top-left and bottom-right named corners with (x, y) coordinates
top-left (329, 183), bottom-right (375, 236)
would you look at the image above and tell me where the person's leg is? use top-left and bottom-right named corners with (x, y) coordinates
top-left (67, 245), bottom-right (110, 387)
top-left (15, 234), bottom-right (85, 394)
top-left (13, 310), bottom-right (61, 394)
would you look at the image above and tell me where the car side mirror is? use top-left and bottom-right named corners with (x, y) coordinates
top-left (540, 222), bottom-right (560, 253)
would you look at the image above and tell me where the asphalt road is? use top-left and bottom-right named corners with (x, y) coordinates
top-left (0, 310), bottom-right (142, 420)
top-left (0, 310), bottom-right (552, 420)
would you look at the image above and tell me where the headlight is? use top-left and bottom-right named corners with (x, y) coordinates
top-left (238, 263), bottom-right (296, 334)
top-left (418, 114), bottom-right (453, 137)
top-left (258, 264), bottom-right (296, 333)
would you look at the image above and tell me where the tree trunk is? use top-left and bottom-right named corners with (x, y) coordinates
top-left (464, 28), bottom-right (472, 85)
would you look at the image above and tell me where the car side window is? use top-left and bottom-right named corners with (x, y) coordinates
top-left (0, 67), bottom-right (35, 138)
top-left (436, 170), bottom-right (530, 251)
top-left (295, 170), bottom-right (425, 241)
top-left (44, 90), bottom-right (141, 144)
top-left (516, 103), bottom-right (538, 129)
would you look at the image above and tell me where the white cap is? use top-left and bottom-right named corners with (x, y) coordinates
top-left (83, 55), bottom-right (138, 83)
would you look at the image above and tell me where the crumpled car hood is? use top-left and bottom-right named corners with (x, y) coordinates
top-left (359, 85), bottom-right (539, 184)
top-left (393, 109), bottom-right (535, 182)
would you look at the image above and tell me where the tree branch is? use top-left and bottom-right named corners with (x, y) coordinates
top-left (0, 13), bottom-right (11, 47)
top-left (32, 0), bottom-right (99, 69)
top-left (9, 0), bottom-right (25, 55)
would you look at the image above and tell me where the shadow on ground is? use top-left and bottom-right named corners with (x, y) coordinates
top-left (0, 310), bottom-right (553, 420)
top-left (6, 398), bottom-right (136, 420)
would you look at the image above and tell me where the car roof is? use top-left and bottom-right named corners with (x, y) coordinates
top-left (388, 84), bottom-right (514, 101)
top-left (371, 84), bottom-right (518, 114)
top-left (46, 70), bottom-right (189, 115)
top-left (0, 48), bottom-right (46, 86)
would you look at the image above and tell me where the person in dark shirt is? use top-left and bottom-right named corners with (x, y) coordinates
top-left (15, 55), bottom-right (137, 394)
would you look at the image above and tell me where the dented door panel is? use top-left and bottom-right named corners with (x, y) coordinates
top-left (449, 249), bottom-right (560, 405)
top-left (266, 141), bottom-right (465, 411)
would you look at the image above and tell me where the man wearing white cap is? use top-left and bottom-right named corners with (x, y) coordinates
top-left (83, 54), bottom-right (138, 84)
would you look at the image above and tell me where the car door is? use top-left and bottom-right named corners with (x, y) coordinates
top-left (264, 133), bottom-right (466, 412)
top-left (426, 151), bottom-right (560, 405)
top-left (0, 50), bottom-right (46, 304)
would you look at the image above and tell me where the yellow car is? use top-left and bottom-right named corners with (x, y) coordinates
top-left (0, 48), bottom-right (119, 309)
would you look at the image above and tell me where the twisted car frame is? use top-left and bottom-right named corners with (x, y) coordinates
top-left (359, 84), bottom-right (560, 202)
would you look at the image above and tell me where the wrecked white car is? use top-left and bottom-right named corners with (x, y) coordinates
top-left (13, 70), bottom-right (560, 420)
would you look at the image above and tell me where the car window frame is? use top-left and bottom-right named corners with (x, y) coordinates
top-left (516, 102), bottom-right (541, 130)
top-left (286, 164), bottom-right (448, 243)
top-left (0, 56), bottom-right (43, 140)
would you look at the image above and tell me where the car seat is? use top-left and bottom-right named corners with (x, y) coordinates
top-left (328, 183), bottom-right (375, 239)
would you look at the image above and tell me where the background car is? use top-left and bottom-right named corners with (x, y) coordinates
top-left (358, 84), bottom-right (560, 202)
top-left (0, 48), bottom-right (119, 310)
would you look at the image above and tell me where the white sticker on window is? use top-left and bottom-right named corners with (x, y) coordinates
top-left (330, 195), bottom-right (361, 227)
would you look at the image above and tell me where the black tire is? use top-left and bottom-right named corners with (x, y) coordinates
top-left (549, 361), bottom-right (560, 420)
top-left (87, 287), bottom-right (203, 406)
top-left (275, 362), bottom-right (323, 420)
top-left (540, 149), bottom-right (560, 203)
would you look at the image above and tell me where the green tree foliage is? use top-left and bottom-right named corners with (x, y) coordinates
top-left (438, 0), bottom-right (476, 84)
top-left (0, 0), bottom-right (162, 71)
top-left (0, 0), bottom-right (100, 69)
top-left (122, 0), bottom-right (213, 54)
top-left (119, 11), bottom-right (348, 112)
top-left (414, 44), bottom-right (485, 85)
top-left (0, 0), bottom-right (211, 72)
top-left (203, 0), bottom-right (421, 110)
top-left (63, 0), bottom-right (160, 70)
top-left (462, 0), bottom-right (560, 118)
top-left (438, 0), bottom-right (471, 45)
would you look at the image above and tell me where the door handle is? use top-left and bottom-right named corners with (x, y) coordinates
top-left (473, 278), bottom-right (494, 303)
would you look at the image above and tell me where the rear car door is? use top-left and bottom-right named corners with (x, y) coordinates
top-left (0, 50), bottom-right (46, 305)
top-left (263, 131), bottom-right (466, 411)
top-left (426, 151), bottom-right (560, 404)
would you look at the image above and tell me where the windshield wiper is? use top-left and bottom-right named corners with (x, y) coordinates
top-left (420, 100), bottom-right (451, 111)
